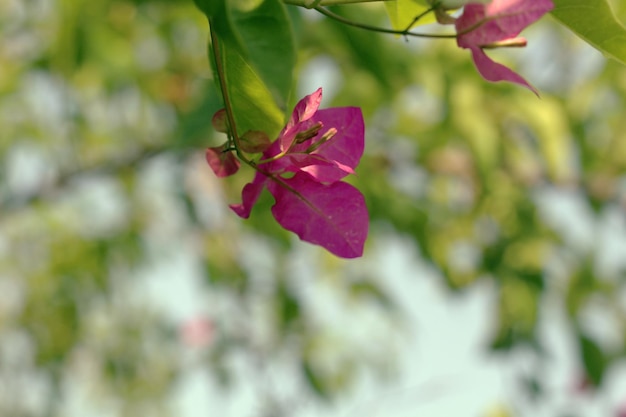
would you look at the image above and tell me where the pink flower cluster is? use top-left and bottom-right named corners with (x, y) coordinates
top-left (454, 0), bottom-right (554, 94)
top-left (206, 88), bottom-right (368, 258)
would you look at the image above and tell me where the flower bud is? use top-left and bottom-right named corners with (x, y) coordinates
top-left (211, 109), bottom-right (229, 133)
top-left (294, 121), bottom-right (323, 143)
top-left (240, 130), bottom-right (271, 153)
top-left (483, 37), bottom-right (528, 49)
top-left (305, 127), bottom-right (337, 153)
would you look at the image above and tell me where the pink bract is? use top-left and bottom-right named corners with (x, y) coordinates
top-left (455, 0), bottom-right (553, 94)
top-left (229, 88), bottom-right (369, 258)
top-left (268, 172), bottom-right (368, 258)
top-left (278, 87), bottom-right (323, 151)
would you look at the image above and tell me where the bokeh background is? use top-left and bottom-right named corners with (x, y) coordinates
top-left (2, 0), bottom-right (626, 416)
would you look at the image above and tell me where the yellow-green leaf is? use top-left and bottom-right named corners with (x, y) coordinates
top-left (219, 37), bottom-right (285, 138)
top-left (384, 0), bottom-right (435, 31)
top-left (551, 0), bottom-right (626, 66)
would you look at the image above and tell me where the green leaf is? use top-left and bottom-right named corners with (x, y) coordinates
top-left (301, 360), bottom-right (332, 400)
top-left (578, 334), bottom-right (608, 387)
top-left (195, 0), bottom-right (295, 138)
top-left (349, 280), bottom-right (395, 310)
top-left (516, 96), bottom-right (574, 182)
top-left (193, 0), bottom-right (224, 18)
top-left (229, 0), bottom-right (296, 111)
top-left (276, 280), bottom-right (301, 333)
top-left (551, 0), bottom-right (626, 66)
top-left (218, 37), bottom-right (286, 138)
top-left (384, 0), bottom-right (435, 32)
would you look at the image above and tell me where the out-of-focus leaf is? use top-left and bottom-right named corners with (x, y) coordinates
top-left (515, 270), bottom-right (545, 291)
top-left (358, 157), bottom-right (430, 248)
top-left (174, 86), bottom-right (223, 148)
top-left (22, 282), bottom-right (79, 365)
top-left (323, 6), bottom-right (411, 92)
top-left (205, 236), bottom-right (248, 291)
top-left (565, 259), bottom-right (597, 318)
top-left (302, 360), bottom-right (332, 400)
top-left (451, 81), bottom-right (499, 175)
top-left (348, 280), bottom-right (395, 310)
top-left (552, 0), bottom-right (626, 66)
top-left (521, 374), bottom-right (544, 401)
top-left (490, 276), bottom-right (540, 351)
top-left (578, 333), bottom-right (609, 387)
top-left (491, 325), bottom-right (516, 351)
top-left (516, 96), bottom-right (574, 183)
top-left (276, 280), bottom-right (301, 333)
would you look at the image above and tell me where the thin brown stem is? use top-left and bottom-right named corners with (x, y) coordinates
top-left (402, 2), bottom-right (439, 32)
top-left (313, 6), bottom-right (457, 39)
top-left (313, 6), bottom-right (523, 42)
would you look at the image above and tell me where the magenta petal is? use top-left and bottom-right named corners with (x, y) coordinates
top-left (313, 108), bottom-right (365, 166)
top-left (229, 173), bottom-right (267, 219)
top-left (469, 47), bottom-right (538, 95)
top-left (291, 87), bottom-right (323, 125)
top-left (456, 0), bottom-right (554, 48)
top-left (286, 107), bottom-right (365, 183)
top-left (287, 153), bottom-right (336, 170)
top-left (298, 156), bottom-right (355, 179)
top-left (268, 173), bottom-right (368, 258)
top-left (485, 0), bottom-right (554, 27)
top-left (279, 88), bottom-right (323, 151)
top-left (206, 147), bottom-right (240, 178)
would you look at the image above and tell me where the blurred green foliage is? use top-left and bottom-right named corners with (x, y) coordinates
top-left (1, 0), bottom-right (626, 416)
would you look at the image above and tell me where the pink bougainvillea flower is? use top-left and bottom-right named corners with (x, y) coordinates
top-left (229, 88), bottom-right (368, 258)
top-left (455, 0), bottom-right (554, 94)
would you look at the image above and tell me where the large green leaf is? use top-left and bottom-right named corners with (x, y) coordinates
top-left (551, 0), bottom-right (626, 66)
top-left (229, 0), bottom-right (296, 111)
top-left (219, 36), bottom-right (285, 138)
top-left (194, 0), bottom-right (295, 138)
